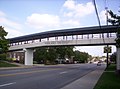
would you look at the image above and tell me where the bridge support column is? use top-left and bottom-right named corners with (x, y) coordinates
top-left (117, 47), bottom-right (120, 74)
top-left (24, 49), bottom-right (34, 65)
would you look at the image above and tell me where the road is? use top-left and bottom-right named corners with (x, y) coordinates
top-left (0, 64), bottom-right (97, 89)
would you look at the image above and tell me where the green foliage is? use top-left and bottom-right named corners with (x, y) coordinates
top-left (108, 10), bottom-right (120, 47)
top-left (56, 47), bottom-right (66, 59)
top-left (0, 26), bottom-right (8, 38)
top-left (115, 36), bottom-right (120, 47)
top-left (34, 46), bottom-right (91, 64)
top-left (110, 52), bottom-right (116, 63)
top-left (34, 46), bottom-right (74, 64)
top-left (56, 46), bottom-right (74, 59)
top-left (105, 64), bottom-right (116, 71)
top-left (108, 10), bottom-right (120, 25)
top-left (34, 47), bottom-right (57, 64)
top-left (6, 58), bottom-right (14, 62)
top-left (45, 47), bottom-right (57, 64)
top-left (94, 72), bottom-right (120, 89)
top-left (74, 50), bottom-right (81, 61)
top-left (0, 26), bottom-right (9, 54)
top-left (0, 26), bottom-right (9, 60)
top-left (33, 47), bottom-right (46, 63)
top-left (94, 64), bottom-right (120, 89)
top-left (65, 46), bottom-right (74, 58)
top-left (0, 53), bottom-right (6, 60)
top-left (0, 60), bottom-right (18, 67)
top-left (116, 28), bottom-right (120, 48)
top-left (74, 50), bottom-right (90, 63)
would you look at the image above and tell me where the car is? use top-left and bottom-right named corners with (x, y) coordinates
top-left (97, 61), bottom-right (101, 66)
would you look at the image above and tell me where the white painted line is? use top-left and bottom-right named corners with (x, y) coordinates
top-left (60, 71), bottom-right (68, 74)
top-left (0, 82), bottom-right (16, 87)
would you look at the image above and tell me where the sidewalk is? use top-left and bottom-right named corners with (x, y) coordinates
top-left (61, 64), bottom-right (106, 89)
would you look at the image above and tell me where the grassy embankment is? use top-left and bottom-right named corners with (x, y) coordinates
top-left (0, 60), bottom-right (18, 67)
top-left (94, 64), bottom-right (120, 89)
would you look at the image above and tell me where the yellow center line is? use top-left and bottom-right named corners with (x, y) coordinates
top-left (0, 68), bottom-right (61, 77)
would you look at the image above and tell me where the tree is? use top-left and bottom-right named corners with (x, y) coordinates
top-left (34, 46), bottom-right (75, 64)
top-left (73, 50), bottom-right (81, 61)
top-left (108, 10), bottom-right (120, 47)
top-left (34, 47), bottom-right (57, 64)
top-left (65, 46), bottom-right (74, 59)
top-left (33, 47), bottom-right (47, 63)
top-left (56, 47), bottom-right (66, 59)
top-left (110, 52), bottom-right (116, 63)
top-left (108, 10), bottom-right (120, 25)
top-left (45, 47), bottom-right (57, 64)
top-left (0, 26), bottom-right (9, 53)
top-left (73, 50), bottom-right (90, 63)
top-left (0, 26), bottom-right (9, 60)
top-left (108, 10), bottom-right (120, 74)
top-left (34, 46), bottom-right (92, 64)
top-left (56, 46), bottom-right (74, 59)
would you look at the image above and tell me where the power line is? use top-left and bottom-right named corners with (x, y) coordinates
top-left (92, 0), bottom-right (105, 43)
top-left (92, 0), bottom-right (101, 27)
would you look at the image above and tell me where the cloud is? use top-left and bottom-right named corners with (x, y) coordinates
top-left (60, 0), bottom-right (95, 28)
top-left (63, 0), bottom-right (75, 10)
top-left (0, 11), bottom-right (22, 30)
top-left (100, 10), bottom-right (106, 22)
top-left (0, 17), bottom-right (22, 30)
top-left (62, 19), bottom-right (80, 26)
top-left (99, 10), bottom-right (111, 25)
top-left (26, 13), bottom-right (60, 29)
top-left (26, 0), bottom-right (95, 31)
top-left (63, 0), bottom-right (94, 18)
top-left (0, 11), bottom-right (6, 17)
top-left (5, 27), bottom-right (24, 38)
top-left (0, 11), bottom-right (23, 38)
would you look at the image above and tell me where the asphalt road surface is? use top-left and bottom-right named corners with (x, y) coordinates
top-left (0, 64), bottom-right (97, 89)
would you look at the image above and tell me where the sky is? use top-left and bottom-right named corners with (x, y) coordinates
top-left (0, 0), bottom-right (120, 56)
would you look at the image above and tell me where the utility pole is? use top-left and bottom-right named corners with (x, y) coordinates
top-left (106, 45), bottom-right (109, 67)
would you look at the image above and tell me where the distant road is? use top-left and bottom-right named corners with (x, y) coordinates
top-left (0, 64), bottom-right (97, 89)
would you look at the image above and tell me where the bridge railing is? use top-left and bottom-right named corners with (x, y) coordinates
top-left (9, 33), bottom-right (116, 47)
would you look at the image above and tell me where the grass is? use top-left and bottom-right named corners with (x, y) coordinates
top-left (105, 64), bottom-right (116, 71)
top-left (0, 61), bottom-right (18, 67)
top-left (94, 64), bottom-right (120, 89)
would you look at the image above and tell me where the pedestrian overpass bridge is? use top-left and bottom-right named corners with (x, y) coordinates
top-left (8, 25), bottom-right (119, 66)
top-left (9, 38), bottom-right (115, 51)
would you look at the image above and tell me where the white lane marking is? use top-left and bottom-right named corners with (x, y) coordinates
top-left (60, 71), bottom-right (68, 74)
top-left (0, 82), bottom-right (16, 87)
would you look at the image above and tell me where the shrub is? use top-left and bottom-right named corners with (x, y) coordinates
top-left (0, 53), bottom-right (7, 60)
